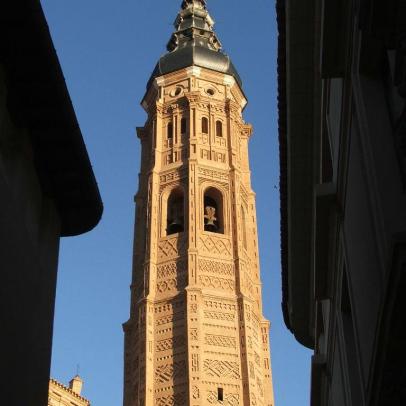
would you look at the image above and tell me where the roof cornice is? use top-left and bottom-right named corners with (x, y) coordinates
top-left (50, 379), bottom-right (90, 405)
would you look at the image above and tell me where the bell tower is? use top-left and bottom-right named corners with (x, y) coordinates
top-left (123, 1), bottom-right (275, 405)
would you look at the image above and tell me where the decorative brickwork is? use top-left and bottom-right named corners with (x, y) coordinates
top-left (155, 361), bottom-right (187, 384)
top-left (204, 359), bottom-right (240, 379)
top-left (123, 2), bottom-right (274, 404)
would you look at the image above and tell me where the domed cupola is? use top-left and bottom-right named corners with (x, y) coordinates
top-left (148, 0), bottom-right (242, 87)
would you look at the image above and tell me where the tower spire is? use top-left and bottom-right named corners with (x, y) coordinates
top-left (147, 0), bottom-right (242, 88)
top-left (167, 0), bottom-right (220, 52)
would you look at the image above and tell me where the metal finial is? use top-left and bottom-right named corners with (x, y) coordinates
top-left (181, 0), bottom-right (207, 10)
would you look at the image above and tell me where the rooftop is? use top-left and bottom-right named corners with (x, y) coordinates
top-left (49, 377), bottom-right (90, 405)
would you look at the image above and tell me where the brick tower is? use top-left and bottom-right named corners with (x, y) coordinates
top-left (123, 1), bottom-right (275, 405)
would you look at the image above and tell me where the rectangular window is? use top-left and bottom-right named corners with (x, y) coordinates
top-left (218, 387), bottom-right (224, 401)
top-left (202, 117), bottom-right (209, 134)
top-left (167, 122), bottom-right (173, 139)
top-left (216, 120), bottom-right (223, 137)
top-left (181, 117), bottom-right (187, 134)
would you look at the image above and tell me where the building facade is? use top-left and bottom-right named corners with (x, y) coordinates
top-left (123, 1), bottom-right (274, 405)
top-left (277, 0), bottom-right (406, 405)
top-left (0, 2), bottom-right (102, 405)
top-left (48, 376), bottom-right (90, 406)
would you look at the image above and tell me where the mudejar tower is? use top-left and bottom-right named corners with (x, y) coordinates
top-left (123, 1), bottom-right (275, 405)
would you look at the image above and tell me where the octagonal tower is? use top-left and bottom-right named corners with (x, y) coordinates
top-left (123, 1), bottom-right (275, 405)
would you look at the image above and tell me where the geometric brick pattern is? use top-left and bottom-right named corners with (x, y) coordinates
top-left (155, 361), bottom-right (186, 384)
top-left (203, 359), bottom-right (240, 379)
top-left (205, 334), bottom-right (237, 348)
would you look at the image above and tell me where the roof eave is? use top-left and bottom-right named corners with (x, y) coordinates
top-left (277, 0), bottom-right (317, 349)
top-left (1, 0), bottom-right (103, 237)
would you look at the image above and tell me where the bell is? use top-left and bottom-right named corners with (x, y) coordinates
top-left (204, 206), bottom-right (218, 232)
top-left (167, 216), bottom-right (184, 234)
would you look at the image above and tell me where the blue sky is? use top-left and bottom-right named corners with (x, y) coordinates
top-left (40, 1), bottom-right (311, 405)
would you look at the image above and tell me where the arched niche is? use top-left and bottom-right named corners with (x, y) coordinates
top-left (203, 187), bottom-right (224, 234)
top-left (164, 187), bottom-right (185, 236)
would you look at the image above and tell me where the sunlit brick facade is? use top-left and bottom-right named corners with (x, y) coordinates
top-left (123, 1), bottom-right (274, 405)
